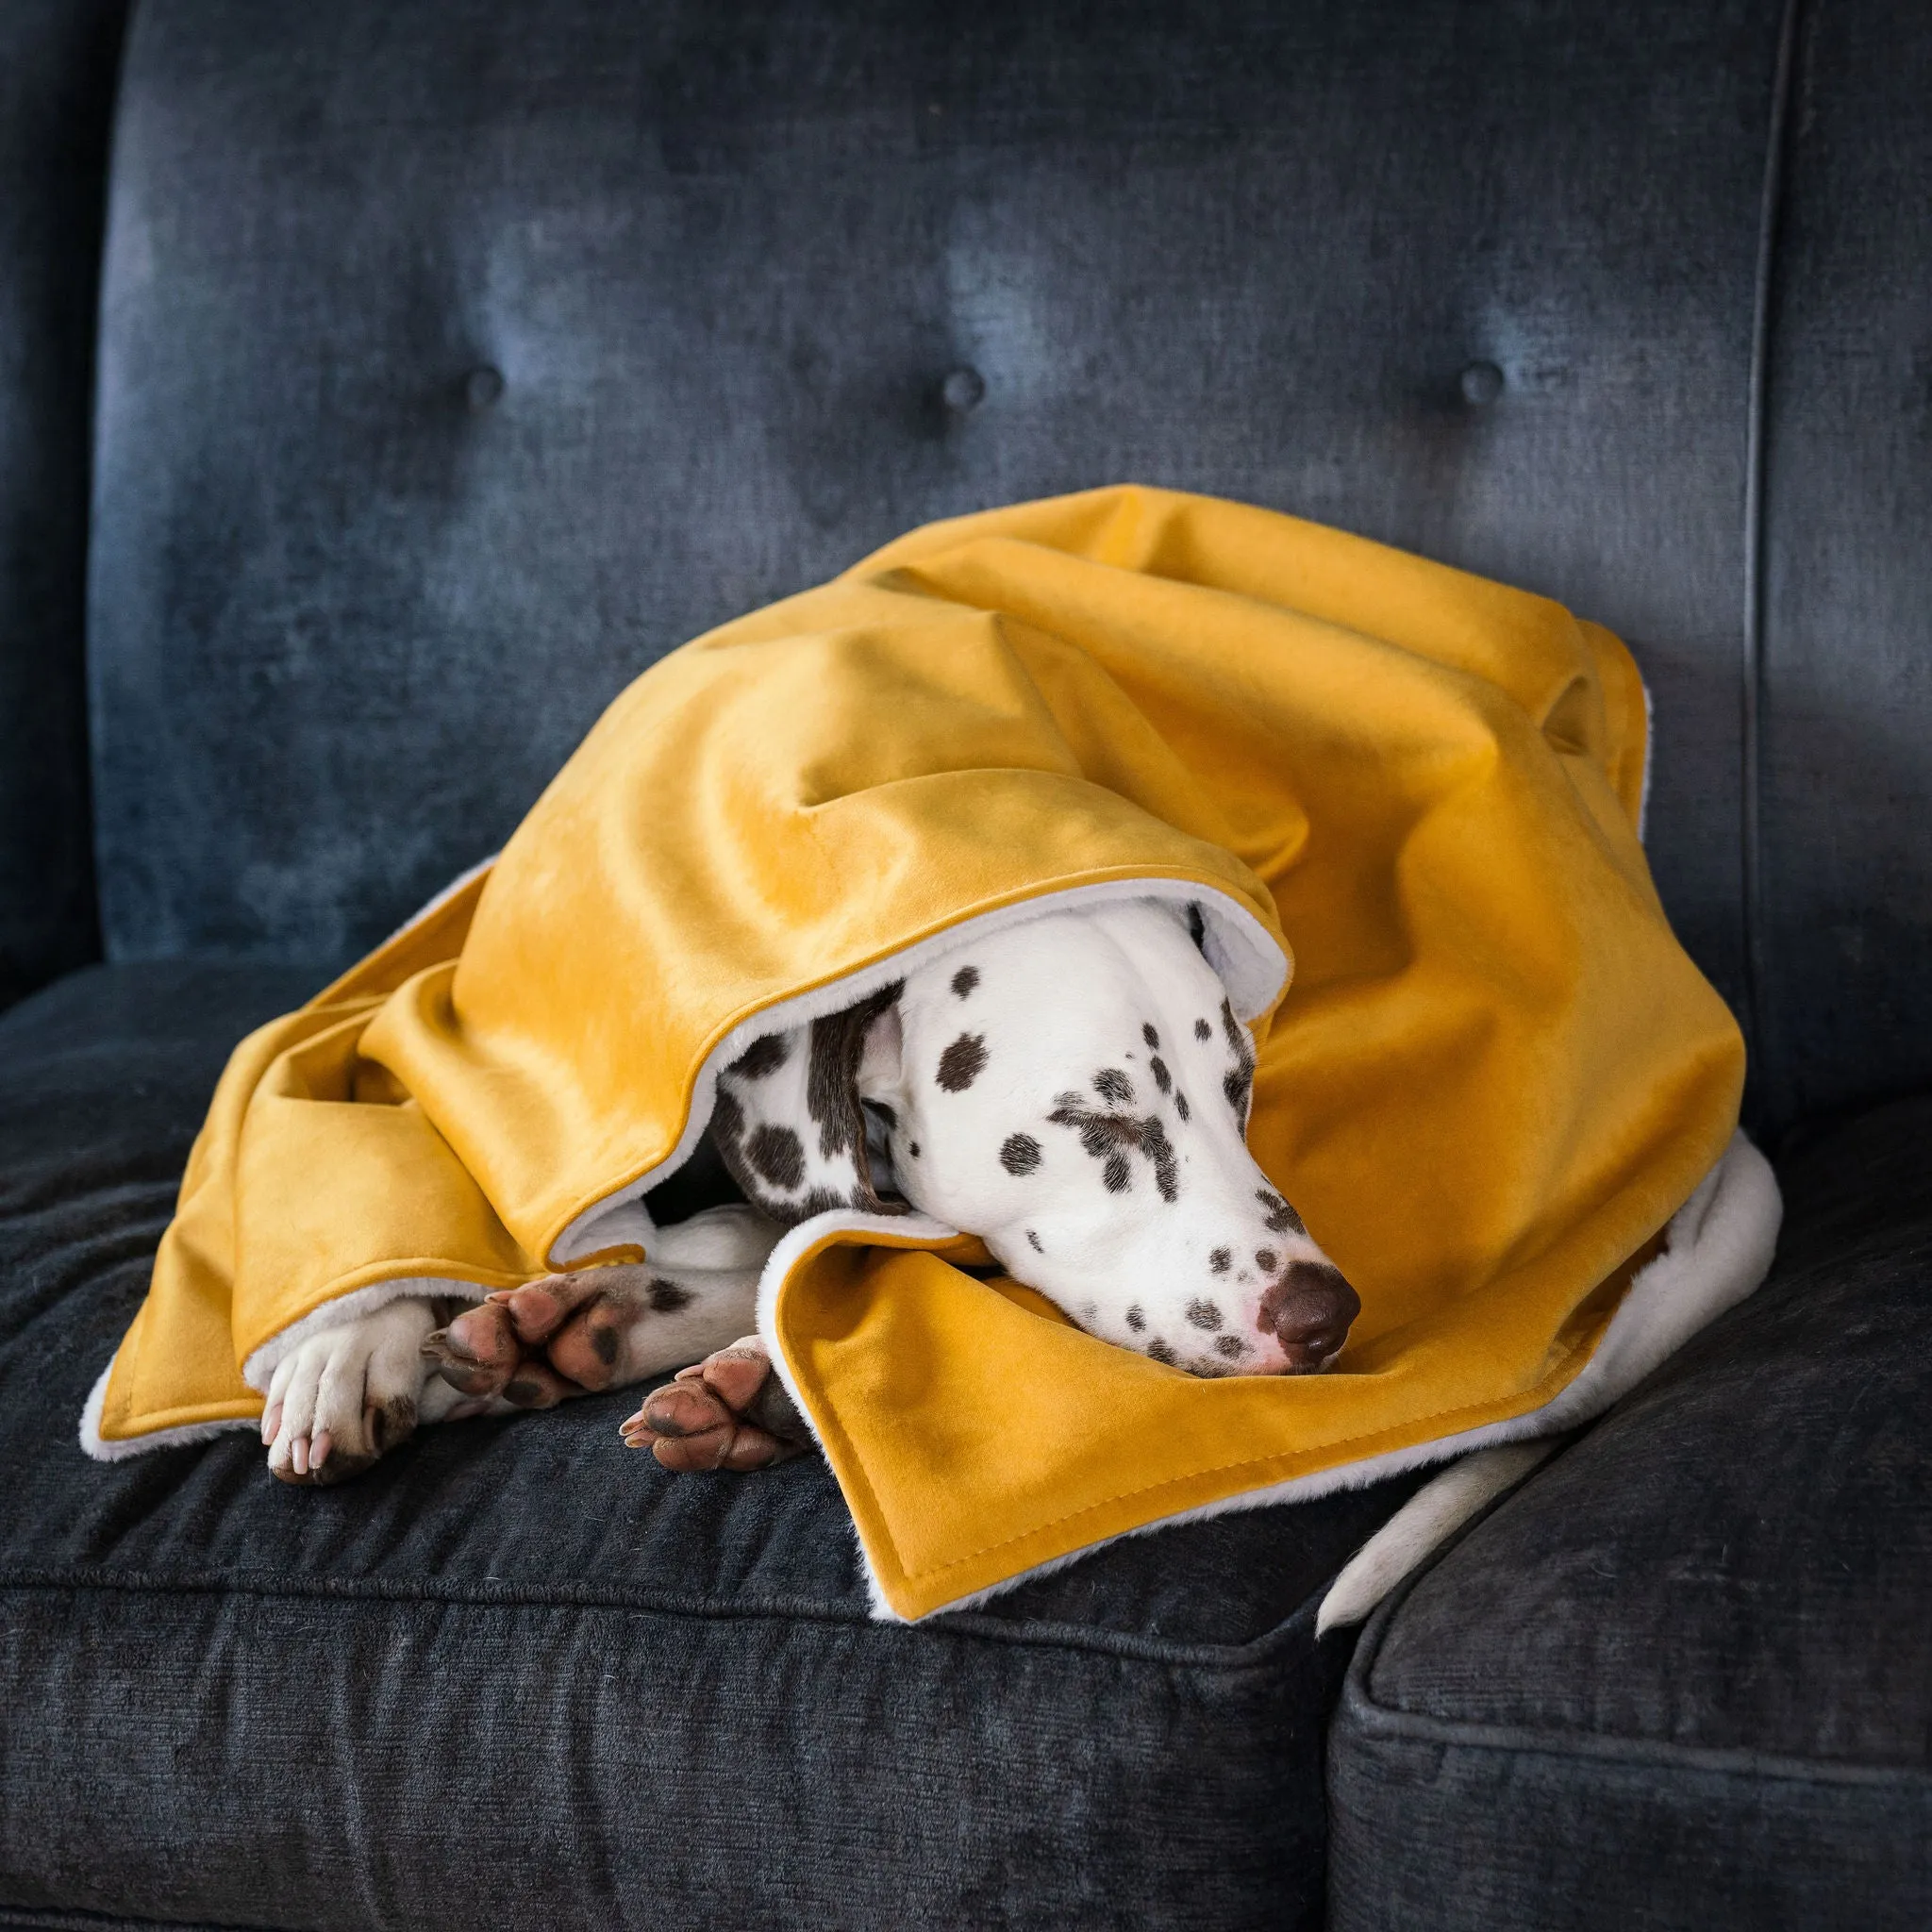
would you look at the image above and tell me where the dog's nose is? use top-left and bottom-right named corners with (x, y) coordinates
top-left (1257, 1261), bottom-right (1360, 1372)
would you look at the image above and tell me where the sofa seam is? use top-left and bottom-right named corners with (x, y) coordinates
top-left (1336, 1496), bottom-right (1929, 1795)
top-left (1333, 1674), bottom-right (1932, 1792)
top-left (0, 1564), bottom-right (1326, 1674)
top-left (1740, 0), bottom-right (1807, 1124)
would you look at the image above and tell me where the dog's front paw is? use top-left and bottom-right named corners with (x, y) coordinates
top-left (263, 1298), bottom-right (437, 1484)
top-left (619, 1338), bottom-right (809, 1473)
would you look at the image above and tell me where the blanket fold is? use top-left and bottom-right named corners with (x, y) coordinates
top-left (84, 485), bottom-right (1758, 1620)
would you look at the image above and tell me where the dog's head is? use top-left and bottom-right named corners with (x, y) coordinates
top-left (710, 898), bottom-right (1358, 1374)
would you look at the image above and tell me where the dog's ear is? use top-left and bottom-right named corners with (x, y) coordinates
top-left (708, 982), bottom-right (909, 1226)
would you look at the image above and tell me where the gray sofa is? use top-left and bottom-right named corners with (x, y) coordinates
top-left (2, 2), bottom-right (1926, 1925)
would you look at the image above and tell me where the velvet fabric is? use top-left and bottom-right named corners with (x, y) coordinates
top-left (1327, 1091), bottom-right (1932, 1930)
top-left (0, 963), bottom-right (1421, 1930)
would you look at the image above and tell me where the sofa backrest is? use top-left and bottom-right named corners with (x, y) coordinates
top-left (75, 0), bottom-right (1932, 1134)
top-left (0, 0), bottom-right (125, 1007)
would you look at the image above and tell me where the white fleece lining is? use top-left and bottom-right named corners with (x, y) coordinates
top-left (548, 878), bottom-right (1285, 1265)
top-left (1637, 675), bottom-right (1656, 846)
top-left (77, 1357), bottom-right (261, 1461)
top-left (808, 1130), bottom-right (1780, 1623)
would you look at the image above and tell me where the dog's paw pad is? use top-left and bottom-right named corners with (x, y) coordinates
top-left (545, 1303), bottom-right (631, 1391)
top-left (425, 1301), bottom-right (522, 1395)
top-left (618, 1341), bottom-right (802, 1473)
top-left (499, 1361), bottom-right (579, 1409)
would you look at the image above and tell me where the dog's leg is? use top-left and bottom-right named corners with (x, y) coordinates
top-left (619, 1336), bottom-right (811, 1472)
top-left (422, 1203), bottom-right (780, 1409)
top-left (262, 1296), bottom-right (441, 1484)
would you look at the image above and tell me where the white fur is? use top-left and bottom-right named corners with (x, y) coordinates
top-left (1312, 1441), bottom-right (1560, 1637)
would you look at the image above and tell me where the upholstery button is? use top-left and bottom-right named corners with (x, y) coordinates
top-left (1459, 359), bottom-right (1504, 407)
top-left (464, 365), bottom-right (506, 412)
top-left (940, 365), bottom-right (986, 414)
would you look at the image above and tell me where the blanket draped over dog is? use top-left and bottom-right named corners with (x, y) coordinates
top-left (85, 486), bottom-right (1764, 1619)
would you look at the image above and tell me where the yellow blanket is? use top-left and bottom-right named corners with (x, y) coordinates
top-left (85, 486), bottom-right (1747, 1619)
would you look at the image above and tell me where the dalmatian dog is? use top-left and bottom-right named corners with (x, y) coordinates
top-left (260, 897), bottom-right (1359, 1483)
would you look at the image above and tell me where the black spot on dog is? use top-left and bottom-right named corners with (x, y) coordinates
top-left (1174, 1091), bottom-right (1191, 1122)
top-left (647, 1277), bottom-right (693, 1315)
top-left (1049, 1098), bottom-right (1179, 1202)
top-left (804, 979), bottom-right (905, 1170)
top-left (1210, 1247), bottom-right (1232, 1274)
top-left (1142, 1023), bottom-right (1160, 1050)
top-left (1187, 903), bottom-right (1207, 950)
top-left (1143, 1119), bottom-right (1179, 1203)
top-left (746, 1124), bottom-right (806, 1191)
top-left (709, 1086), bottom-right (745, 1147)
top-left (591, 1325), bottom-right (621, 1364)
top-left (729, 1034), bottom-right (789, 1080)
top-left (1125, 1305), bottom-right (1145, 1332)
top-left (951, 965), bottom-right (980, 999)
top-left (1094, 1068), bottom-right (1134, 1106)
top-left (1194, 1018), bottom-right (1212, 1041)
top-left (1257, 1189), bottom-right (1306, 1235)
top-left (1001, 1133), bottom-right (1042, 1175)
top-left (908, 1141), bottom-right (920, 1158)
top-left (1221, 999), bottom-right (1257, 1121)
top-left (938, 1033), bottom-right (988, 1091)
top-left (1224, 1064), bottom-right (1254, 1120)
top-left (1188, 1356), bottom-right (1233, 1378)
top-left (1147, 1337), bottom-right (1179, 1366)
top-left (1186, 1298), bottom-right (1224, 1330)
top-left (1026, 1229), bottom-right (1043, 1254)
top-left (1256, 1247), bottom-right (1279, 1274)
top-left (799, 1186), bottom-right (850, 1217)
top-left (1150, 1056), bottom-right (1172, 1094)
top-left (1214, 1333), bottom-right (1249, 1360)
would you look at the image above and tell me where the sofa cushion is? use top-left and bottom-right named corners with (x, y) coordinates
top-left (1327, 1092), bottom-right (1932, 1931)
top-left (0, 962), bottom-right (1420, 1930)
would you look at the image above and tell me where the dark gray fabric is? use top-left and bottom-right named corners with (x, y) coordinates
top-left (1326, 1091), bottom-right (1932, 1930)
top-left (89, 0), bottom-right (1786, 1044)
top-left (0, 961), bottom-right (1423, 1930)
top-left (1757, 0), bottom-right (1932, 1128)
top-left (0, 0), bottom-right (125, 1011)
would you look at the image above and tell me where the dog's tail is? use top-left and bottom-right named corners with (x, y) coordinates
top-left (1315, 1440), bottom-right (1561, 1637)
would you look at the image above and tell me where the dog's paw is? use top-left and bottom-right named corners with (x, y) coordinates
top-left (426, 1218), bottom-right (774, 1405)
top-left (423, 1294), bottom-right (584, 1409)
top-left (619, 1337), bottom-right (809, 1473)
top-left (263, 1298), bottom-right (438, 1484)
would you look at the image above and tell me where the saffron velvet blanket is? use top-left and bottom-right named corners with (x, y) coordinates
top-left (83, 486), bottom-right (1772, 1620)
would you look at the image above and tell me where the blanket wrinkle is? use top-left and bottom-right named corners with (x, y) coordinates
top-left (82, 485), bottom-right (1762, 1621)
